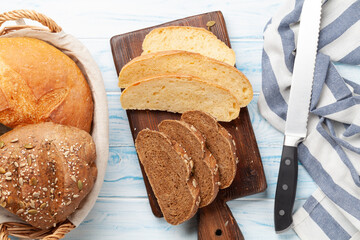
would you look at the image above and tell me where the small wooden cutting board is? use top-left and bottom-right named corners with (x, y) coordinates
top-left (110, 11), bottom-right (267, 239)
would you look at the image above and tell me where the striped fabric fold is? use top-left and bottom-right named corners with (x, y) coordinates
top-left (259, 0), bottom-right (360, 239)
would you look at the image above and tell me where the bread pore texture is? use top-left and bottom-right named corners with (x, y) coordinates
top-left (120, 75), bottom-right (240, 122)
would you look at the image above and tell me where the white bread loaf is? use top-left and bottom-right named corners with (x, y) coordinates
top-left (118, 50), bottom-right (253, 107)
top-left (120, 75), bottom-right (240, 122)
top-left (142, 26), bottom-right (236, 65)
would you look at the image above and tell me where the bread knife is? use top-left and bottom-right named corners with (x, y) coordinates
top-left (274, 0), bottom-right (322, 233)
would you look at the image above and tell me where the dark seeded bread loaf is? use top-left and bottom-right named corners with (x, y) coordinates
top-left (158, 120), bottom-right (219, 208)
top-left (135, 129), bottom-right (200, 225)
top-left (181, 111), bottom-right (237, 189)
top-left (0, 122), bottom-right (97, 229)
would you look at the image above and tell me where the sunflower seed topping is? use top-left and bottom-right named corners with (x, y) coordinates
top-left (33, 192), bottom-right (40, 198)
top-left (192, 179), bottom-right (197, 188)
top-left (30, 200), bottom-right (35, 208)
top-left (71, 176), bottom-right (76, 182)
top-left (16, 209), bottom-right (24, 214)
top-left (19, 177), bottom-right (23, 186)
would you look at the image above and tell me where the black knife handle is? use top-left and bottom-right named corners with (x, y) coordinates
top-left (274, 145), bottom-right (298, 233)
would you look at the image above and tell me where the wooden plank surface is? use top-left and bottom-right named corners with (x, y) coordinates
top-left (6, 0), bottom-right (354, 239)
top-left (110, 11), bottom-right (267, 225)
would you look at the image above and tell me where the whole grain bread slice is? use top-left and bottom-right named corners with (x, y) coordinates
top-left (135, 129), bottom-right (200, 225)
top-left (181, 111), bottom-right (237, 189)
top-left (118, 50), bottom-right (253, 107)
top-left (158, 120), bottom-right (219, 208)
top-left (142, 26), bottom-right (236, 65)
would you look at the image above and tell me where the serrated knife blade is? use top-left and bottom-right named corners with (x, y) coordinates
top-left (274, 0), bottom-right (322, 233)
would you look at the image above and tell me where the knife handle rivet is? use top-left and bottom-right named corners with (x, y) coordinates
top-left (285, 159), bottom-right (291, 165)
top-left (279, 210), bottom-right (285, 216)
top-left (282, 184), bottom-right (288, 190)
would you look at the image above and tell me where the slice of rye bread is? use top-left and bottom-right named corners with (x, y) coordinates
top-left (181, 110), bottom-right (237, 189)
top-left (158, 120), bottom-right (219, 208)
top-left (118, 50), bottom-right (253, 107)
top-left (135, 129), bottom-right (200, 225)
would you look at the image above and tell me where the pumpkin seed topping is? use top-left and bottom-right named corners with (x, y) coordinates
top-left (28, 209), bottom-right (38, 215)
top-left (77, 180), bottom-right (83, 190)
top-left (40, 203), bottom-right (47, 209)
top-left (24, 143), bottom-right (34, 149)
top-left (206, 20), bottom-right (216, 30)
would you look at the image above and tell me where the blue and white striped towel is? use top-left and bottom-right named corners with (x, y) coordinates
top-left (259, 0), bottom-right (360, 239)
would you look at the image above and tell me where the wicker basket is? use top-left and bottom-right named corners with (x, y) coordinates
top-left (0, 9), bottom-right (81, 239)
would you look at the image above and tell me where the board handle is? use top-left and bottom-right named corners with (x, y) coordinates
top-left (198, 197), bottom-right (244, 240)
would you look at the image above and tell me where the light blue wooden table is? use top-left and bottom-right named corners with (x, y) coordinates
top-left (2, 0), bottom-right (335, 239)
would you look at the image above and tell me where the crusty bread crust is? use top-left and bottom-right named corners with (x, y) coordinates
top-left (158, 120), bottom-right (219, 208)
top-left (0, 122), bottom-right (97, 229)
top-left (135, 129), bottom-right (200, 225)
top-left (0, 37), bottom-right (93, 132)
top-left (142, 26), bottom-right (236, 65)
top-left (181, 111), bottom-right (237, 189)
top-left (118, 50), bottom-right (253, 107)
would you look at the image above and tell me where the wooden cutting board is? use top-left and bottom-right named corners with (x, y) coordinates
top-left (110, 11), bottom-right (267, 239)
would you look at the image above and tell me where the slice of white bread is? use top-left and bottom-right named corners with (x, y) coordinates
top-left (118, 50), bottom-right (253, 107)
top-left (181, 110), bottom-right (237, 189)
top-left (158, 120), bottom-right (219, 207)
top-left (135, 129), bottom-right (200, 225)
top-left (120, 75), bottom-right (240, 122)
top-left (142, 26), bottom-right (236, 66)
